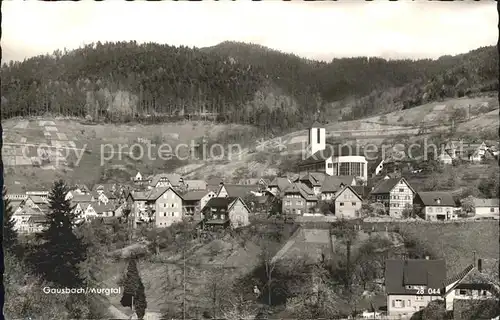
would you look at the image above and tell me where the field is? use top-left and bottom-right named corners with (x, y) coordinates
top-left (397, 221), bottom-right (499, 276)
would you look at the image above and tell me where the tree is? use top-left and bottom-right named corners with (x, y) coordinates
top-left (450, 107), bottom-right (467, 122)
top-left (460, 195), bottom-right (475, 216)
top-left (120, 258), bottom-right (147, 319)
top-left (330, 219), bottom-right (358, 289)
top-left (30, 180), bottom-right (87, 287)
top-left (3, 187), bottom-right (19, 254)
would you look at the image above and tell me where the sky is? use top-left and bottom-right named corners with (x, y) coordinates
top-left (2, 1), bottom-right (497, 63)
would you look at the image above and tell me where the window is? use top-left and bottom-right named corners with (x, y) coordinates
top-left (352, 202), bottom-right (357, 206)
top-left (328, 163), bottom-right (333, 168)
top-left (340, 202), bottom-right (344, 206)
top-left (436, 207), bottom-right (442, 213)
top-left (317, 128), bottom-right (320, 144)
top-left (171, 204), bottom-right (175, 208)
top-left (491, 208), bottom-right (495, 213)
top-left (164, 212), bottom-right (167, 217)
top-left (164, 204), bottom-right (166, 207)
top-left (415, 296), bottom-right (424, 301)
top-left (407, 300), bottom-right (411, 307)
top-left (428, 207), bottom-right (433, 213)
top-left (399, 188), bottom-right (405, 192)
top-left (459, 289), bottom-right (467, 296)
top-left (393, 299), bottom-right (405, 308)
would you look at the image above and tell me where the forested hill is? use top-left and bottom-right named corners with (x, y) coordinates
top-left (1, 41), bottom-right (497, 133)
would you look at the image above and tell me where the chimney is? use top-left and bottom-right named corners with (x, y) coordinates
top-left (477, 259), bottom-right (482, 272)
top-left (436, 198), bottom-right (441, 205)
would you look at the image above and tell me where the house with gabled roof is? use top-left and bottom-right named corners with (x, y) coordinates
top-left (385, 258), bottom-right (447, 317)
top-left (146, 187), bottom-right (184, 228)
top-left (282, 182), bottom-right (318, 215)
top-left (201, 197), bottom-right (251, 230)
top-left (414, 191), bottom-right (458, 221)
top-left (320, 175), bottom-right (356, 201)
top-left (443, 259), bottom-right (499, 317)
top-left (371, 177), bottom-right (415, 218)
top-left (333, 185), bottom-right (363, 219)
top-left (182, 190), bottom-right (216, 219)
top-left (472, 198), bottom-right (499, 217)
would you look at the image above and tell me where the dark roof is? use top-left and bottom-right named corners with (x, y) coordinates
top-left (320, 176), bottom-right (355, 193)
top-left (182, 190), bottom-right (213, 201)
top-left (351, 186), bottom-right (371, 199)
top-left (28, 215), bottom-right (47, 224)
top-left (283, 183), bottom-right (317, 201)
top-left (268, 177), bottom-right (293, 191)
top-left (205, 197), bottom-right (238, 209)
top-left (296, 172), bottom-right (326, 186)
top-left (385, 259), bottom-right (446, 295)
top-left (371, 177), bottom-right (414, 195)
top-left (93, 202), bottom-right (115, 214)
top-left (445, 264), bottom-right (474, 287)
top-left (218, 184), bottom-right (258, 198)
top-left (300, 144), bottom-right (366, 165)
top-left (333, 185), bottom-right (363, 202)
top-left (147, 187), bottom-right (183, 201)
top-left (416, 192), bottom-right (456, 207)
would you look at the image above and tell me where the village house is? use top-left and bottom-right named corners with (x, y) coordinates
top-left (133, 171), bottom-right (143, 183)
top-left (438, 149), bottom-right (454, 165)
top-left (282, 183), bottom-right (318, 215)
top-left (385, 258), bottom-right (446, 317)
top-left (472, 198), bottom-right (499, 217)
top-left (12, 206), bottom-right (41, 234)
top-left (267, 177), bottom-right (293, 197)
top-left (297, 122), bottom-right (369, 184)
top-left (78, 203), bottom-right (98, 221)
top-left (182, 190), bottom-right (217, 219)
top-left (216, 183), bottom-right (260, 198)
top-left (201, 197), bottom-right (251, 230)
top-left (333, 185), bottom-right (363, 219)
top-left (25, 190), bottom-right (49, 200)
top-left (320, 175), bottom-right (357, 201)
top-left (443, 259), bottom-right (499, 319)
top-left (126, 191), bottom-right (151, 228)
top-left (371, 177), bottom-right (415, 218)
top-left (146, 187), bottom-right (184, 228)
top-left (413, 191), bottom-right (458, 221)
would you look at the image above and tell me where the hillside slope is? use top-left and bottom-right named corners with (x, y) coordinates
top-left (1, 42), bottom-right (497, 132)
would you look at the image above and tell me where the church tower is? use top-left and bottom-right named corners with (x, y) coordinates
top-left (308, 121), bottom-right (326, 155)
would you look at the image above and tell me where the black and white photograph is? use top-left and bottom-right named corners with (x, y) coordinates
top-left (1, 1), bottom-right (499, 319)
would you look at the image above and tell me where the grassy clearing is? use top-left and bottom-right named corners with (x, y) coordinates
top-left (398, 221), bottom-right (499, 276)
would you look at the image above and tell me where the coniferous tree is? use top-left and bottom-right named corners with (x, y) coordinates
top-left (3, 187), bottom-right (19, 254)
top-left (120, 258), bottom-right (147, 319)
top-left (33, 180), bottom-right (87, 287)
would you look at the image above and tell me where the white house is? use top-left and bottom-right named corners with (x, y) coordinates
top-left (374, 159), bottom-right (384, 176)
top-left (473, 198), bottom-right (499, 217)
top-left (134, 171), bottom-right (143, 182)
top-left (443, 260), bottom-right (499, 312)
top-left (414, 192), bottom-right (458, 221)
